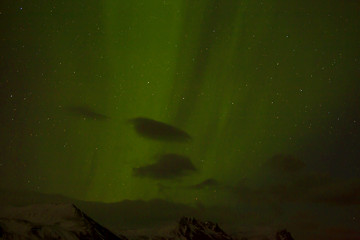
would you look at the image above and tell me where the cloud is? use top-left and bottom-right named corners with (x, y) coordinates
top-left (318, 226), bottom-right (360, 240)
top-left (231, 172), bottom-right (333, 203)
top-left (189, 178), bottom-right (219, 189)
top-left (311, 179), bottom-right (360, 205)
top-left (133, 154), bottom-right (197, 179)
top-left (129, 117), bottom-right (191, 142)
top-left (231, 172), bottom-right (360, 206)
top-left (67, 106), bottom-right (109, 120)
top-left (264, 154), bottom-right (305, 173)
top-left (234, 153), bottom-right (360, 206)
top-left (226, 154), bottom-right (353, 204)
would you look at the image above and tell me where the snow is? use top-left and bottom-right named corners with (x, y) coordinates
top-left (0, 203), bottom-right (125, 240)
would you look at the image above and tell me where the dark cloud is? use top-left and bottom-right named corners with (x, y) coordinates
top-left (231, 181), bottom-right (259, 202)
top-left (157, 183), bottom-right (172, 195)
top-left (67, 106), bottom-right (109, 120)
top-left (265, 154), bottom-right (305, 173)
top-left (233, 172), bottom-right (360, 206)
top-left (311, 179), bottom-right (360, 205)
top-left (231, 172), bottom-right (334, 203)
top-left (235, 173), bottom-right (360, 206)
top-left (227, 153), bottom-right (337, 204)
top-left (320, 226), bottom-right (360, 240)
top-left (293, 172), bottom-right (332, 190)
top-left (133, 154), bottom-right (197, 179)
top-left (189, 178), bottom-right (219, 189)
top-left (129, 117), bottom-right (191, 142)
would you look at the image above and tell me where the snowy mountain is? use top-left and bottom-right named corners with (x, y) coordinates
top-left (0, 203), bottom-right (234, 240)
top-left (125, 216), bottom-right (234, 240)
top-left (0, 203), bottom-right (127, 240)
top-left (0, 203), bottom-right (294, 240)
top-left (173, 217), bottom-right (233, 240)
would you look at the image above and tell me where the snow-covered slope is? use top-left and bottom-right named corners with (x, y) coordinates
top-left (0, 203), bottom-right (127, 240)
top-left (173, 217), bottom-right (233, 240)
top-left (125, 216), bottom-right (234, 240)
top-left (0, 203), bottom-right (294, 240)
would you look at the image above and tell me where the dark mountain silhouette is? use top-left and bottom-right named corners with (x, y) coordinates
top-left (0, 203), bottom-right (127, 240)
top-left (173, 217), bottom-right (233, 240)
top-left (124, 216), bottom-right (235, 240)
top-left (276, 229), bottom-right (294, 240)
top-left (0, 200), bottom-right (295, 240)
top-left (0, 204), bottom-right (235, 240)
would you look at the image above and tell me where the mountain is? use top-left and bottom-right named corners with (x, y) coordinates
top-left (174, 217), bottom-right (233, 240)
top-left (126, 216), bottom-right (234, 240)
top-left (0, 203), bottom-right (234, 240)
top-left (0, 203), bottom-right (127, 240)
top-left (0, 202), bottom-right (294, 240)
top-left (275, 229), bottom-right (294, 240)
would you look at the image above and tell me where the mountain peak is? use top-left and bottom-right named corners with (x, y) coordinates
top-left (175, 216), bottom-right (233, 240)
top-left (276, 229), bottom-right (294, 240)
top-left (0, 203), bottom-right (127, 240)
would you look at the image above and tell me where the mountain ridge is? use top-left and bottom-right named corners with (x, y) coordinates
top-left (0, 202), bottom-right (294, 240)
top-left (0, 203), bottom-right (127, 240)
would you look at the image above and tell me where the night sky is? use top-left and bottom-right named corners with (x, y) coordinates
top-left (1, 1), bottom-right (360, 239)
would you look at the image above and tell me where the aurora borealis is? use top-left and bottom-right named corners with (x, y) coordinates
top-left (1, 1), bottom-right (360, 239)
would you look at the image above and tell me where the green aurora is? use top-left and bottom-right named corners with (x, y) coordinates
top-left (1, 1), bottom-right (360, 239)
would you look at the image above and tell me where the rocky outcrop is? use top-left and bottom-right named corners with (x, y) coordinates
top-left (276, 229), bottom-right (294, 240)
top-left (173, 217), bottom-right (233, 240)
